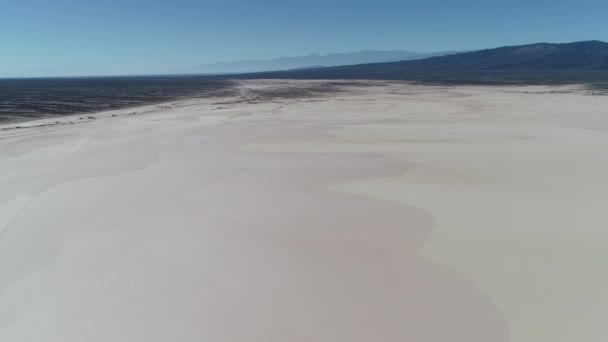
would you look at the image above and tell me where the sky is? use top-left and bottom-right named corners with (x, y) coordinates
top-left (1, 0), bottom-right (607, 76)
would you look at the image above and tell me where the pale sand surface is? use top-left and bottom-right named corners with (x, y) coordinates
top-left (1, 80), bottom-right (607, 341)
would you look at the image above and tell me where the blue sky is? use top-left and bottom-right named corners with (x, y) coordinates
top-left (1, 0), bottom-right (607, 76)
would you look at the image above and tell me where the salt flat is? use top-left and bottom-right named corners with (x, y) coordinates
top-left (1, 80), bottom-right (607, 342)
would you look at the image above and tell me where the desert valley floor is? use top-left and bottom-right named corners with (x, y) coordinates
top-left (1, 80), bottom-right (607, 342)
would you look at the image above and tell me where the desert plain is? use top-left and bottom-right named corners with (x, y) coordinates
top-left (1, 80), bottom-right (607, 342)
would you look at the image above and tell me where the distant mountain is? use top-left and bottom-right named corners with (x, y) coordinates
top-left (378, 40), bottom-right (608, 71)
top-left (289, 65), bottom-right (326, 71)
top-left (171, 50), bottom-right (462, 75)
top-left (237, 41), bottom-right (608, 83)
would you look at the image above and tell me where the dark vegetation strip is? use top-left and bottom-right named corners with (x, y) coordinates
top-left (0, 76), bottom-right (234, 123)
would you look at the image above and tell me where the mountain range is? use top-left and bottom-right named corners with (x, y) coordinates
top-left (171, 50), bottom-right (462, 75)
top-left (237, 41), bottom-right (608, 83)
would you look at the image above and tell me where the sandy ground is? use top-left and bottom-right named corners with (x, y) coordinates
top-left (1, 80), bottom-right (607, 342)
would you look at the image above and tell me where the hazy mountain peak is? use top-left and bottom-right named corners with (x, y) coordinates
top-left (170, 49), bottom-right (461, 75)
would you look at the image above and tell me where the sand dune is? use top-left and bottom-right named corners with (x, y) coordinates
top-left (1, 81), bottom-right (607, 341)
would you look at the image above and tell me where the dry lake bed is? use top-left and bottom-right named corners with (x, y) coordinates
top-left (1, 80), bottom-right (607, 342)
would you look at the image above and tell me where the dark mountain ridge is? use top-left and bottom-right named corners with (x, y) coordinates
top-left (392, 40), bottom-right (608, 71)
top-left (236, 41), bottom-right (608, 84)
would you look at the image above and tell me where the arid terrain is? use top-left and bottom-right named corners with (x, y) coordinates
top-left (1, 80), bottom-right (607, 342)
